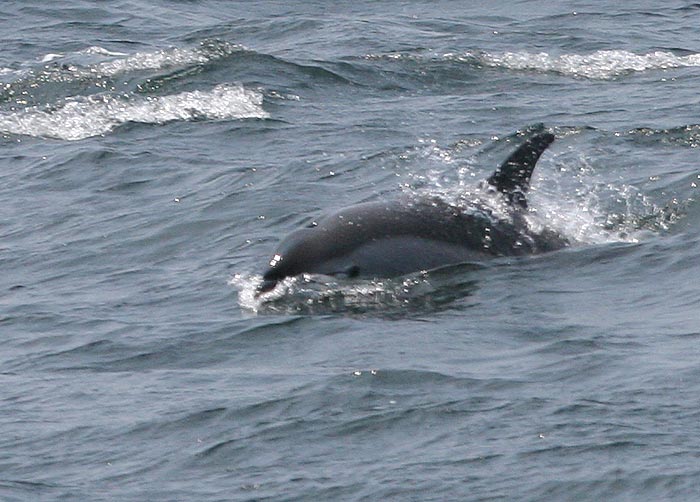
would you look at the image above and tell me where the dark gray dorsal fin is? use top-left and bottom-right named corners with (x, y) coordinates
top-left (487, 132), bottom-right (555, 208)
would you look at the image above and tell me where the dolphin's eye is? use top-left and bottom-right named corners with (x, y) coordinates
top-left (345, 265), bottom-right (360, 278)
top-left (306, 221), bottom-right (318, 228)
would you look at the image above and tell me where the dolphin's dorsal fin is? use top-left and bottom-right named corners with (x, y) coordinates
top-left (487, 132), bottom-right (555, 208)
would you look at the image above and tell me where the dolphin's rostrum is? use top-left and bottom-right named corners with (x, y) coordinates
top-left (258, 130), bottom-right (567, 295)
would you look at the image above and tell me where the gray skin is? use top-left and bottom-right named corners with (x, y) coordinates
top-left (258, 132), bottom-right (566, 295)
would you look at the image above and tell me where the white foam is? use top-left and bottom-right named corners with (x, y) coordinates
top-left (79, 46), bottom-right (129, 57)
top-left (87, 42), bottom-right (242, 77)
top-left (0, 83), bottom-right (268, 140)
top-left (472, 50), bottom-right (700, 79)
top-left (39, 53), bottom-right (65, 63)
top-left (232, 271), bottom-right (439, 315)
top-left (36, 46), bottom-right (127, 65)
top-left (92, 47), bottom-right (211, 77)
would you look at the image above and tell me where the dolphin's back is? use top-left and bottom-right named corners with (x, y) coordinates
top-left (269, 197), bottom-right (561, 281)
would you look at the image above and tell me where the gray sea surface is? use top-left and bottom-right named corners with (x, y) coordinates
top-left (2, 1), bottom-right (700, 500)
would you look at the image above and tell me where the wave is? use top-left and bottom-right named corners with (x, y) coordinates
top-left (0, 41), bottom-right (296, 139)
top-left (1, 41), bottom-right (244, 86)
top-left (625, 124), bottom-right (700, 148)
top-left (87, 42), bottom-right (242, 78)
top-left (364, 49), bottom-right (700, 80)
top-left (0, 83), bottom-right (268, 140)
top-left (473, 49), bottom-right (700, 79)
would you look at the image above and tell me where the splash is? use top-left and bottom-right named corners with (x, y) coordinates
top-left (524, 148), bottom-right (685, 245)
top-left (397, 131), bottom-right (683, 246)
top-left (231, 271), bottom-right (475, 316)
top-left (0, 83), bottom-right (268, 140)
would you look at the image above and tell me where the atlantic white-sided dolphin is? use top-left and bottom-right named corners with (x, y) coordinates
top-left (257, 131), bottom-right (567, 295)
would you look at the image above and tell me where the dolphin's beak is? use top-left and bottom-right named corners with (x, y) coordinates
top-left (255, 278), bottom-right (278, 297)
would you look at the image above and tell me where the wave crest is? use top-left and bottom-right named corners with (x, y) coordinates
top-left (0, 83), bottom-right (268, 140)
top-left (363, 49), bottom-right (700, 80)
top-left (472, 49), bottom-right (700, 79)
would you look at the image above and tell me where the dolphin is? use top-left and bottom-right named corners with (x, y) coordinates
top-left (257, 131), bottom-right (567, 295)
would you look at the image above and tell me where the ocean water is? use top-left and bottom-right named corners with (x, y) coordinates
top-left (2, 1), bottom-right (700, 500)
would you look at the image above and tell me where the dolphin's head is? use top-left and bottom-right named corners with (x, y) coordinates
top-left (257, 256), bottom-right (287, 295)
top-left (257, 249), bottom-right (314, 295)
top-left (256, 215), bottom-right (370, 296)
top-left (256, 237), bottom-right (308, 295)
top-left (256, 225), bottom-right (343, 296)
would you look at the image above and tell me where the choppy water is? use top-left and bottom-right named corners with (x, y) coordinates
top-left (3, 1), bottom-right (700, 500)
